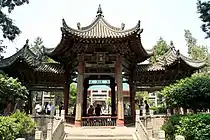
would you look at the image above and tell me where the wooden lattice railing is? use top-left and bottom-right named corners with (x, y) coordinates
top-left (82, 116), bottom-right (117, 127)
top-left (65, 115), bottom-right (75, 125)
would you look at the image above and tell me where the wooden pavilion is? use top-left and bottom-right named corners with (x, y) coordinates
top-left (0, 5), bottom-right (206, 127)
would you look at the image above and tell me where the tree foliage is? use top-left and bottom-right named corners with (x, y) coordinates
top-left (184, 29), bottom-right (208, 60)
top-left (0, 0), bottom-right (29, 41)
top-left (197, 0), bottom-right (210, 39)
top-left (30, 37), bottom-right (43, 56)
top-left (0, 40), bottom-right (6, 59)
top-left (69, 83), bottom-right (77, 107)
top-left (149, 37), bottom-right (169, 64)
top-left (30, 37), bottom-right (56, 63)
top-left (0, 74), bottom-right (28, 107)
top-left (184, 29), bottom-right (197, 55)
top-left (162, 114), bottom-right (210, 140)
top-left (160, 74), bottom-right (210, 111)
top-left (135, 91), bottom-right (150, 105)
top-left (176, 114), bottom-right (210, 140)
top-left (162, 114), bottom-right (182, 140)
top-left (0, 110), bottom-right (35, 140)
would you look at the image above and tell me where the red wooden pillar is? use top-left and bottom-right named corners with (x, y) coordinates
top-left (110, 78), bottom-right (116, 116)
top-left (63, 66), bottom-right (70, 115)
top-left (129, 82), bottom-right (136, 122)
top-left (75, 55), bottom-right (85, 127)
top-left (115, 55), bottom-right (124, 126)
top-left (82, 79), bottom-right (88, 117)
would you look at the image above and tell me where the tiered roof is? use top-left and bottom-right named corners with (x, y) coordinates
top-left (156, 47), bottom-right (206, 69)
top-left (0, 5), bottom-right (207, 91)
top-left (0, 40), bottom-right (37, 68)
top-left (0, 40), bottom-right (64, 74)
top-left (44, 4), bottom-right (152, 61)
top-left (136, 46), bottom-right (206, 73)
top-left (61, 5), bottom-right (142, 39)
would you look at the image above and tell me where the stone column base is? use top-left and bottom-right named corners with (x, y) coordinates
top-left (75, 120), bottom-right (81, 127)
top-left (116, 119), bottom-right (124, 127)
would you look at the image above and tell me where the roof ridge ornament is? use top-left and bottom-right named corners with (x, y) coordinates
top-left (137, 20), bottom-right (141, 29)
top-left (121, 23), bottom-right (125, 30)
top-left (169, 41), bottom-right (175, 50)
top-left (176, 50), bottom-right (180, 57)
top-left (62, 19), bottom-right (68, 28)
top-left (96, 4), bottom-right (104, 17)
top-left (77, 22), bottom-right (81, 30)
top-left (24, 39), bottom-right (29, 48)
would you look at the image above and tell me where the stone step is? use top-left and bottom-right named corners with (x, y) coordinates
top-left (66, 134), bottom-right (133, 137)
top-left (64, 126), bottom-right (135, 140)
top-left (65, 136), bottom-right (133, 140)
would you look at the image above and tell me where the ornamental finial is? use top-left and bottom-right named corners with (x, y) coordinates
top-left (96, 4), bottom-right (103, 17)
top-left (77, 22), bottom-right (81, 30)
top-left (121, 23), bottom-right (125, 30)
top-left (24, 39), bottom-right (29, 48)
top-left (169, 40), bottom-right (175, 50)
top-left (137, 20), bottom-right (141, 28)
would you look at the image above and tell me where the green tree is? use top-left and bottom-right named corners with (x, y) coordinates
top-left (30, 37), bottom-right (56, 63)
top-left (69, 83), bottom-right (77, 107)
top-left (0, 0), bottom-right (29, 55)
top-left (135, 91), bottom-right (150, 105)
top-left (197, 0), bottom-right (210, 38)
top-left (184, 29), bottom-right (197, 55)
top-left (0, 74), bottom-right (28, 112)
top-left (0, 0), bottom-right (29, 41)
top-left (160, 73), bottom-right (210, 112)
top-left (0, 110), bottom-right (36, 140)
top-left (0, 40), bottom-right (6, 59)
top-left (184, 29), bottom-right (207, 60)
top-left (30, 37), bottom-right (43, 55)
top-left (149, 37), bottom-right (169, 64)
top-left (191, 45), bottom-right (208, 60)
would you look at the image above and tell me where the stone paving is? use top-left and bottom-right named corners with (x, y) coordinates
top-left (64, 124), bottom-right (136, 140)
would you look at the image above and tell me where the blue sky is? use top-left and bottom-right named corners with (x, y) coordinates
top-left (2, 0), bottom-right (210, 57)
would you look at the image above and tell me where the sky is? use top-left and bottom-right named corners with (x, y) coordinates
top-left (2, 0), bottom-right (210, 58)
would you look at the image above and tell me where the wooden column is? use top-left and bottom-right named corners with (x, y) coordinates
top-left (64, 66), bottom-right (70, 115)
top-left (26, 90), bottom-right (32, 114)
top-left (110, 78), bottom-right (116, 116)
top-left (129, 64), bottom-right (137, 122)
top-left (75, 55), bottom-right (85, 127)
top-left (82, 79), bottom-right (88, 117)
top-left (115, 55), bottom-right (124, 126)
top-left (129, 81), bottom-right (136, 122)
top-left (29, 91), bottom-right (32, 114)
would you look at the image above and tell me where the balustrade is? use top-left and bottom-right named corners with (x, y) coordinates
top-left (65, 115), bottom-right (75, 124)
top-left (124, 115), bottom-right (134, 125)
top-left (82, 116), bottom-right (117, 127)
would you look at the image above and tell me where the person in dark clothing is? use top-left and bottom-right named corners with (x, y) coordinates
top-left (95, 104), bottom-right (101, 116)
top-left (87, 105), bottom-right (94, 116)
top-left (144, 100), bottom-right (150, 115)
top-left (59, 102), bottom-right (64, 115)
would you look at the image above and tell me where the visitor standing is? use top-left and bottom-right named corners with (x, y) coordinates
top-left (46, 103), bottom-right (52, 115)
top-left (35, 102), bottom-right (42, 115)
top-left (144, 100), bottom-right (150, 115)
top-left (87, 105), bottom-right (94, 116)
top-left (59, 102), bottom-right (64, 115)
top-left (95, 104), bottom-right (101, 116)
